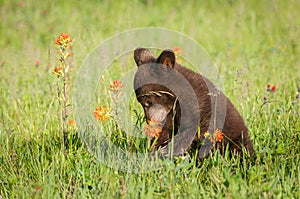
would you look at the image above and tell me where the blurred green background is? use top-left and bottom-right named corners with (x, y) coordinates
top-left (0, 0), bottom-right (299, 198)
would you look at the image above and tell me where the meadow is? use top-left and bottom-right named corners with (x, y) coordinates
top-left (0, 0), bottom-right (299, 198)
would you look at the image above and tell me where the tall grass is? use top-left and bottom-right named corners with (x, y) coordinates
top-left (0, 0), bottom-right (299, 198)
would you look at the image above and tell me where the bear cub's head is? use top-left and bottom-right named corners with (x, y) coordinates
top-left (133, 48), bottom-right (183, 146)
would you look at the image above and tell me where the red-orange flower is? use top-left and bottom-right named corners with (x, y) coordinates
top-left (54, 67), bottom-right (61, 72)
top-left (35, 185), bottom-right (41, 192)
top-left (55, 33), bottom-right (72, 46)
top-left (267, 84), bottom-right (276, 92)
top-left (271, 85), bottom-right (276, 91)
top-left (109, 80), bottom-right (124, 92)
top-left (204, 129), bottom-right (224, 143)
top-left (68, 119), bottom-right (76, 126)
top-left (144, 119), bottom-right (163, 138)
top-left (172, 47), bottom-right (182, 63)
top-left (53, 67), bottom-right (63, 77)
top-left (35, 60), bottom-right (40, 67)
top-left (215, 129), bottom-right (224, 142)
top-left (172, 47), bottom-right (182, 54)
top-left (94, 106), bottom-right (110, 122)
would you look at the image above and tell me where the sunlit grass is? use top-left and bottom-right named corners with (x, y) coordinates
top-left (0, 0), bottom-right (299, 198)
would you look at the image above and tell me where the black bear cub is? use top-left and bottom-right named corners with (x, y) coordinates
top-left (134, 48), bottom-right (254, 158)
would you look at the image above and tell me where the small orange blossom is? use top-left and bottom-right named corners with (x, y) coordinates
top-left (271, 85), bottom-right (276, 92)
top-left (110, 80), bottom-right (124, 92)
top-left (172, 47), bottom-right (182, 63)
top-left (215, 129), bottom-right (224, 142)
top-left (144, 119), bottom-right (163, 138)
top-left (68, 119), bottom-right (76, 126)
top-left (35, 60), bottom-right (40, 67)
top-left (55, 32), bottom-right (72, 47)
top-left (94, 106), bottom-right (110, 122)
top-left (204, 129), bottom-right (224, 143)
top-left (53, 67), bottom-right (62, 77)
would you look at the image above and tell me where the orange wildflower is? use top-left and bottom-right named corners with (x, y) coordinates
top-left (53, 67), bottom-right (63, 77)
top-left (94, 106), bottom-right (110, 122)
top-left (271, 85), bottom-right (276, 92)
top-left (172, 47), bottom-right (182, 54)
top-left (35, 60), bottom-right (40, 67)
top-left (55, 32), bottom-right (72, 46)
top-left (68, 119), bottom-right (76, 126)
top-left (172, 46), bottom-right (182, 63)
top-left (54, 67), bottom-right (61, 73)
top-left (144, 119), bottom-right (163, 138)
top-left (35, 185), bottom-right (41, 192)
top-left (204, 129), bottom-right (224, 143)
top-left (215, 129), bottom-right (224, 142)
top-left (267, 84), bottom-right (276, 92)
top-left (109, 80), bottom-right (124, 92)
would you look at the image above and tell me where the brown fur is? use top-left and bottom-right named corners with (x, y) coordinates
top-left (134, 48), bottom-right (254, 158)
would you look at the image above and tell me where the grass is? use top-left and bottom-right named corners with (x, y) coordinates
top-left (0, 0), bottom-right (300, 198)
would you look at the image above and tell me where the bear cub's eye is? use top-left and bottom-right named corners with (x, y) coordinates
top-left (145, 100), bottom-right (152, 107)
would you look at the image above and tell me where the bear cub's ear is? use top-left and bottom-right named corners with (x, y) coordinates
top-left (134, 48), bottom-right (156, 67)
top-left (157, 49), bottom-right (176, 68)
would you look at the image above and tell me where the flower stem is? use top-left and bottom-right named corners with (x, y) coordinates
top-left (62, 56), bottom-right (68, 155)
top-left (54, 33), bottom-right (73, 156)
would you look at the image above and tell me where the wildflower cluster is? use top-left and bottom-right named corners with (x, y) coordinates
top-left (204, 129), bottom-right (224, 143)
top-left (264, 83), bottom-right (277, 103)
top-left (267, 84), bottom-right (276, 92)
top-left (52, 32), bottom-right (74, 150)
top-left (93, 80), bottom-right (166, 139)
top-left (94, 80), bottom-right (124, 122)
top-left (109, 80), bottom-right (124, 92)
top-left (109, 80), bottom-right (124, 118)
top-left (55, 33), bottom-right (72, 51)
top-left (68, 119), bottom-right (76, 127)
top-left (54, 67), bottom-right (63, 77)
top-left (144, 119), bottom-right (163, 138)
top-left (172, 47), bottom-right (182, 64)
top-left (94, 106), bottom-right (111, 122)
top-left (35, 60), bottom-right (40, 67)
top-left (53, 33), bottom-right (73, 77)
